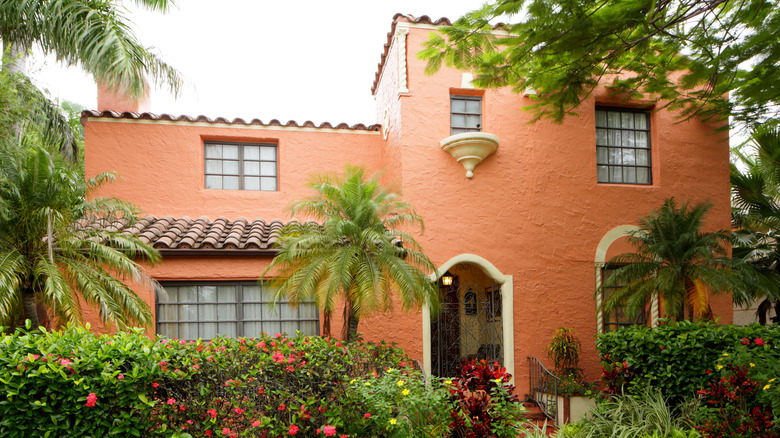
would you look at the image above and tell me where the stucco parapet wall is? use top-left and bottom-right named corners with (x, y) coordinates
top-left (371, 13), bottom-right (509, 95)
top-left (80, 110), bottom-right (381, 133)
top-left (78, 215), bottom-right (318, 252)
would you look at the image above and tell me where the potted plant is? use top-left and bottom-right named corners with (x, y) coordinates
top-left (546, 328), bottom-right (597, 423)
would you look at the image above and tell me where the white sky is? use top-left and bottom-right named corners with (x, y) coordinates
top-left (28, 0), bottom-right (484, 126)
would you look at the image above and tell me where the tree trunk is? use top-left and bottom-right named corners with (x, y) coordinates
top-left (21, 289), bottom-right (39, 328)
top-left (341, 300), bottom-right (360, 342)
top-left (2, 40), bottom-right (28, 75)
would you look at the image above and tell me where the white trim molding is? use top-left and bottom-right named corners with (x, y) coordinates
top-left (395, 27), bottom-right (410, 94)
top-left (424, 253), bottom-right (515, 384)
top-left (594, 225), bottom-right (659, 333)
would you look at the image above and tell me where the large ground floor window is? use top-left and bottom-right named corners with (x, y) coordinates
top-left (601, 266), bottom-right (647, 332)
top-left (157, 282), bottom-right (319, 340)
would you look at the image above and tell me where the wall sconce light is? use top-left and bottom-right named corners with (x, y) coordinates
top-left (441, 275), bottom-right (453, 286)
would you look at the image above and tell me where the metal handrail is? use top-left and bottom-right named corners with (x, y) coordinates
top-left (527, 356), bottom-right (560, 427)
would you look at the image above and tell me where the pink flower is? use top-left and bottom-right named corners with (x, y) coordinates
top-left (272, 352), bottom-right (285, 363)
top-left (258, 386), bottom-right (265, 394)
top-left (59, 358), bottom-right (71, 367)
top-left (85, 393), bottom-right (97, 407)
top-left (275, 333), bottom-right (282, 338)
top-left (222, 428), bottom-right (231, 435)
top-left (167, 398), bottom-right (176, 405)
top-left (364, 413), bottom-right (371, 418)
top-left (288, 424), bottom-right (299, 435)
top-left (187, 420), bottom-right (193, 425)
top-left (252, 421), bottom-right (261, 427)
top-left (233, 407), bottom-right (245, 415)
top-left (323, 425), bottom-right (336, 436)
top-left (28, 354), bottom-right (40, 362)
top-left (117, 374), bottom-right (124, 380)
top-left (193, 364), bottom-right (200, 370)
top-left (278, 403), bottom-right (286, 411)
top-left (286, 365), bottom-right (295, 372)
top-left (152, 382), bottom-right (159, 388)
top-left (755, 338), bottom-right (766, 346)
top-left (208, 408), bottom-right (217, 418)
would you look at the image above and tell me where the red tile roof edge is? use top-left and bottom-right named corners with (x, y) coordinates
top-left (370, 13), bottom-right (506, 96)
top-left (81, 110), bottom-right (381, 132)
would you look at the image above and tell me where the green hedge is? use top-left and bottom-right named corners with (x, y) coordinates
top-left (0, 325), bottom-right (409, 437)
top-left (596, 320), bottom-right (780, 403)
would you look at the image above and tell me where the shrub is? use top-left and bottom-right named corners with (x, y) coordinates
top-left (0, 325), bottom-right (411, 437)
top-left (694, 337), bottom-right (780, 437)
top-left (0, 324), bottom-right (162, 437)
top-left (596, 320), bottom-right (780, 403)
top-left (447, 359), bottom-right (529, 438)
top-left (557, 387), bottom-right (700, 438)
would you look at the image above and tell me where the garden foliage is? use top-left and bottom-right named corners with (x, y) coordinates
top-left (0, 325), bottom-right (529, 437)
top-left (597, 320), bottom-right (780, 404)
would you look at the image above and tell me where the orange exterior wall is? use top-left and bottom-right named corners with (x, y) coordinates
top-left (83, 19), bottom-right (732, 396)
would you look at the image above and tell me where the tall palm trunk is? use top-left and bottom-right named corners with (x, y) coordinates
top-left (2, 40), bottom-right (28, 75)
top-left (684, 276), bottom-right (713, 320)
top-left (342, 300), bottom-right (360, 342)
top-left (21, 289), bottom-right (39, 328)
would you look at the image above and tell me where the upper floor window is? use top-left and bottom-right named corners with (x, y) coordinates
top-left (157, 282), bottom-right (319, 340)
top-left (596, 108), bottom-right (651, 185)
top-left (451, 95), bottom-right (482, 135)
top-left (205, 142), bottom-right (277, 191)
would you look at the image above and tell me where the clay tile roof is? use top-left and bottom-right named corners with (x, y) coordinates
top-left (371, 13), bottom-right (506, 95)
top-left (80, 216), bottom-right (314, 253)
top-left (80, 110), bottom-right (381, 132)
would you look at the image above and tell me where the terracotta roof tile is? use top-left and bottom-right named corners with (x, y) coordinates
top-left (81, 110), bottom-right (381, 132)
top-left (371, 13), bottom-right (506, 95)
top-left (79, 216), bottom-right (313, 253)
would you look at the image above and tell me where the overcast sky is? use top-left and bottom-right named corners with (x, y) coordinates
top-left (28, 0), bottom-right (484, 125)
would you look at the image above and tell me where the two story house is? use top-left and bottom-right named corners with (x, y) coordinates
top-left (82, 14), bottom-right (732, 394)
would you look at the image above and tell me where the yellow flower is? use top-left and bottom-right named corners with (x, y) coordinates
top-left (770, 378), bottom-right (777, 383)
top-left (750, 363), bottom-right (755, 367)
top-left (397, 380), bottom-right (404, 387)
top-left (723, 353), bottom-right (729, 356)
top-left (350, 379), bottom-right (356, 384)
top-left (764, 384), bottom-right (772, 391)
top-left (390, 418), bottom-right (397, 425)
top-left (364, 382), bottom-right (371, 386)
top-left (444, 379), bottom-right (452, 385)
top-left (717, 365), bottom-right (723, 370)
top-left (402, 389), bottom-right (410, 396)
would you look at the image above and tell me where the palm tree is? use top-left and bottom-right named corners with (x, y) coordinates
top-left (262, 166), bottom-right (438, 341)
top-left (0, 0), bottom-right (182, 160)
top-left (731, 126), bottom-right (780, 323)
top-left (0, 144), bottom-right (160, 330)
top-left (600, 198), bottom-right (751, 321)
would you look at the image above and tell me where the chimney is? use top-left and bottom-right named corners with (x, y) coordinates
top-left (97, 82), bottom-right (151, 113)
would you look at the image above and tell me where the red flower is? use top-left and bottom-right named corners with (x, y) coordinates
top-left (85, 393), bottom-right (97, 407)
top-left (740, 337), bottom-right (750, 345)
top-left (222, 427), bottom-right (231, 435)
top-left (117, 374), bottom-right (124, 380)
top-left (252, 420), bottom-right (261, 427)
top-left (205, 430), bottom-right (212, 437)
top-left (233, 407), bottom-right (245, 415)
top-left (278, 403), bottom-right (286, 411)
top-left (152, 382), bottom-right (159, 388)
top-left (364, 413), bottom-right (371, 418)
top-left (289, 424), bottom-right (299, 435)
top-left (755, 338), bottom-right (765, 346)
top-left (660, 346), bottom-right (665, 350)
top-left (167, 398), bottom-right (176, 405)
top-left (323, 425), bottom-right (336, 436)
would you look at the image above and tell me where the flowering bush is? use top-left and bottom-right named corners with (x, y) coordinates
top-left (335, 367), bottom-right (452, 437)
top-left (596, 321), bottom-right (780, 403)
top-left (0, 324), bottom-right (410, 437)
top-left (694, 337), bottom-right (780, 437)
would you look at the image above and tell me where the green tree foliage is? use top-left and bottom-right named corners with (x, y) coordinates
top-left (263, 165), bottom-right (438, 341)
top-left (600, 198), bottom-right (756, 320)
top-left (419, 0), bottom-right (778, 128)
top-left (731, 126), bottom-right (780, 323)
top-left (0, 0), bottom-right (182, 98)
top-left (0, 144), bottom-right (160, 330)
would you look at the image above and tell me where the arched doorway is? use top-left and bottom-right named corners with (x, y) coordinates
top-left (424, 254), bottom-right (514, 382)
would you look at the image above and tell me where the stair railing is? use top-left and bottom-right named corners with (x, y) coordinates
top-left (527, 356), bottom-right (560, 427)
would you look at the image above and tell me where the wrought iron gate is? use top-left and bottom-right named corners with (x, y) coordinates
top-left (431, 282), bottom-right (503, 378)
